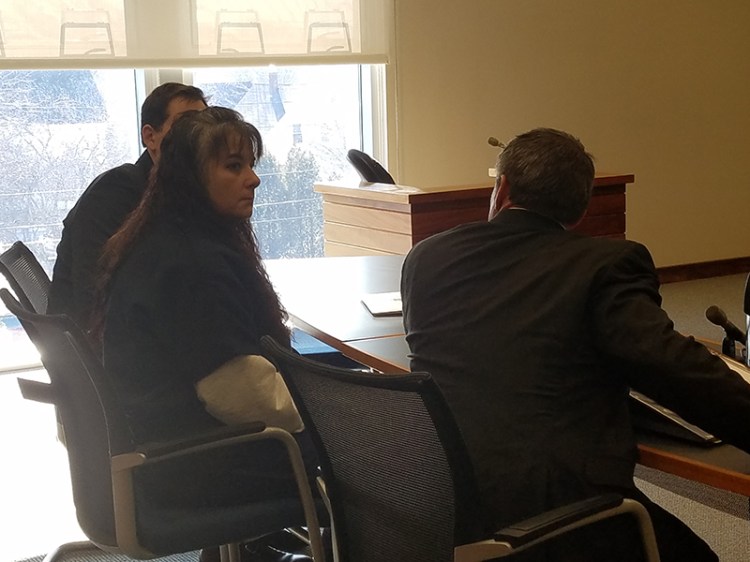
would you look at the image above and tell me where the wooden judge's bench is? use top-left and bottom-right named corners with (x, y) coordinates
top-left (315, 174), bottom-right (635, 256)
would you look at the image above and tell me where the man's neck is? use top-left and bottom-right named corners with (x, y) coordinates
top-left (499, 207), bottom-right (567, 230)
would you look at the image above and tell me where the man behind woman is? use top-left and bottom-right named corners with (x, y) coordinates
top-left (93, 107), bottom-right (316, 561)
top-left (49, 82), bottom-right (208, 328)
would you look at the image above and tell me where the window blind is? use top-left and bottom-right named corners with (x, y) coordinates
top-left (0, 0), bottom-right (392, 69)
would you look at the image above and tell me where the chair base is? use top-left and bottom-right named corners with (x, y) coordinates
top-left (42, 540), bottom-right (100, 562)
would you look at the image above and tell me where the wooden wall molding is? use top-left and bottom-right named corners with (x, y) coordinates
top-left (657, 257), bottom-right (750, 284)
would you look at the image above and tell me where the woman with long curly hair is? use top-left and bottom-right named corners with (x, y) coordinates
top-left (93, 107), bottom-right (316, 536)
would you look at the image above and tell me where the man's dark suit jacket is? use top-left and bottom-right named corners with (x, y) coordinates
top-left (48, 151), bottom-right (153, 328)
top-left (401, 208), bottom-right (750, 552)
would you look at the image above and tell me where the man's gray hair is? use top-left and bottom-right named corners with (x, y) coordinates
top-left (496, 128), bottom-right (595, 225)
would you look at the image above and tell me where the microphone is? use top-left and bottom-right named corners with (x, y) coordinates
top-left (487, 136), bottom-right (506, 149)
top-left (705, 305), bottom-right (746, 343)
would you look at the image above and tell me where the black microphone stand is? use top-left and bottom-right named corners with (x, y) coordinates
top-left (721, 336), bottom-right (736, 360)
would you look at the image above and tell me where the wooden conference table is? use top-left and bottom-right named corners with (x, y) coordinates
top-left (265, 254), bottom-right (750, 497)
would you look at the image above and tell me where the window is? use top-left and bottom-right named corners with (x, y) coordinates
top-left (0, 69), bottom-right (140, 274)
top-left (0, 1), bottom-right (392, 67)
top-left (0, 0), bottom-right (392, 372)
top-left (0, 64), bottom-right (375, 370)
top-left (191, 64), bottom-right (363, 259)
top-left (0, 69), bottom-right (139, 371)
top-left (0, 64), bottom-right (382, 371)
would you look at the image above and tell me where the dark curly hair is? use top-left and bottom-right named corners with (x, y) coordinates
top-left (92, 107), bottom-right (289, 345)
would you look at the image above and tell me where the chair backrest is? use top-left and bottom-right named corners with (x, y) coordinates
top-left (346, 149), bottom-right (395, 184)
top-left (0, 288), bottom-right (133, 549)
top-left (744, 272), bottom-right (750, 367)
top-left (0, 241), bottom-right (51, 314)
top-left (261, 336), bottom-right (484, 562)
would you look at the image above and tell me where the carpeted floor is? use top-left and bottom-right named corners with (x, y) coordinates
top-left (15, 550), bottom-right (198, 562)
top-left (635, 465), bottom-right (750, 562)
top-left (660, 272), bottom-right (747, 344)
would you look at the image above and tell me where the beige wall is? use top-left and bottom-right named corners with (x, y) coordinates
top-left (388, 0), bottom-right (750, 267)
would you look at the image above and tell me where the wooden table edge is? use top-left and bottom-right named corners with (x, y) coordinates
top-left (637, 443), bottom-right (750, 496)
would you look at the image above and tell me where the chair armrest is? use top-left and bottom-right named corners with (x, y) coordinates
top-left (17, 378), bottom-right (56, 404)
top-left (454, 494), bottom-right (660, 562)
top-left (111, 421), bottom-right (267, 470)
top-left (110, 425), bottom-right (327, 562)
top-left (493, 493), bottom-right (622, 546)
top-left (137, 421), bottom-right (267, 458)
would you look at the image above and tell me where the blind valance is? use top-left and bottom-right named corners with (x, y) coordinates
top-left (0, 0), bottom-right (392, 69)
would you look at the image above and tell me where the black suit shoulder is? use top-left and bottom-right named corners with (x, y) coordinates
top-left (48, 153), bottom-right (152, 324)
top-left (66, 159), bottom-right (148, 224)
top-left (404, 212), bottom-right (654, 292)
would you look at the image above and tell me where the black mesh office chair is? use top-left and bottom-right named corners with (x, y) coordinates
top-left (0, 240), bottom-right (51, 314)
top-left (346, 149), bottom-right (395, 184)
top-left (1, 240), bottom-right (63, 439)
top-left (261, 336), bottom-right (661, 562)
top-left (1, 289), bottom-right (327, 562)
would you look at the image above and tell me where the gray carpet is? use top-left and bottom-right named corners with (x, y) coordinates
top-left (660, 272), bottom-right (748, 344)
top-left (15, 547), bottom-right (198, 562)
top-left (636, 465), bottom-right (750, 562)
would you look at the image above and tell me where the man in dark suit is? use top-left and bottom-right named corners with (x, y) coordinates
top-left (48, 82), bottom-right (207, 328)
top-left (401, 128), bottom-right (750, 561)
